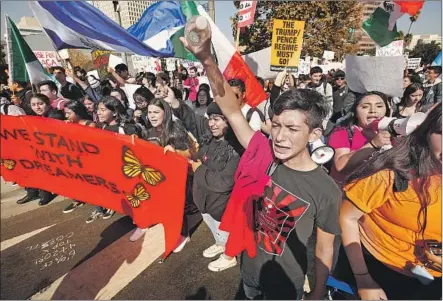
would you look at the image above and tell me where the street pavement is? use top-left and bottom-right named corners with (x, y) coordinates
top-left (0, 180), bottom-right (244, 300)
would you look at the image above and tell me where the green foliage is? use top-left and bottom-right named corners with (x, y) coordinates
top-left (409, 41), bottom-right (441, 65)
top-left (0, 44), bottom-right (6, 65)
top-left (231, 1), bottom-right (364, 57)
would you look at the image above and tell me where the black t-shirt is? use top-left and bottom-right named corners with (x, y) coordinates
top-left (60, 82), bottom-right (84, 100)
top-left (103, 123), bottom-right (139, 136)
top-left (241, 162), bottom-right (342, 291)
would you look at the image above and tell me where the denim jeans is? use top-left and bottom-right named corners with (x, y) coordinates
top-left (202, 213), bottom-right (229, 246)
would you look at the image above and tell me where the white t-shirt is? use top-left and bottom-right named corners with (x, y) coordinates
top-left (241, 103), bottom-right (262, 132)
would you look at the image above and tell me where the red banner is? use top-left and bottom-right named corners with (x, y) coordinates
top-left (0, 115), bottom-right (188, 257)
top-left (238, 1), bottom-right (257, 28)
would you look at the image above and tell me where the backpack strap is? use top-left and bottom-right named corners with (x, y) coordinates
top-left (323, 81), bottom-right (328, 95)
top-left (346, 127), bottom-right (354, 146)
top-left (1, 103), bottom-right (9, 115)
top-left (246, 107), bottom-right (265, 123)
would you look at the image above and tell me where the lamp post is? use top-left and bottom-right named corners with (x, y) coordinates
top-left (112, 1), bottom-right (127, 65)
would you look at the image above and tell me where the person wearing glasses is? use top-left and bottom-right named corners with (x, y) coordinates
top-left (332, 70), bottom-right (349, 115)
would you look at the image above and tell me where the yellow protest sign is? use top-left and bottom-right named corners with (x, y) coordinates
top-left (270, 19), bottom-right (305, 72)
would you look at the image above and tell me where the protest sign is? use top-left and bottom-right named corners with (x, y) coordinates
top-left (322, 50), bottom-right (335, 61)
top-left (91, 50), bottom-right (112, 79)
top-left (166, 59), bottom-right (177, 72)
top-left (108, 54), bottom-right (124, 69)
top-left (376, 40), bottom-right (404, 57)
top-left (33, 51), bottom-right (62, 68)
top-left (298, 59), bottom-right (310, 75)
top-left (407, 58), bottom-right (422, 69)
top-left (270, 19), bottom-right (305, 72)
top-left (238, 1), bottom-right (257, 28)
top-left (0, 115), bottom-right (188, 257)
top-left (345, 55), bottom-right (404, 97)
top-left (122, 84), bottom-right (142, 109)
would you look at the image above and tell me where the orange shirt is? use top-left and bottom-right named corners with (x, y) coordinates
top-left (344, 169), bottom-right (442, 277)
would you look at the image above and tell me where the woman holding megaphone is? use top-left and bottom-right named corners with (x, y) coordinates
top-left (327, 91), bottom-right (391, 185)
top-left (338, 103), bottom-right (442, 300)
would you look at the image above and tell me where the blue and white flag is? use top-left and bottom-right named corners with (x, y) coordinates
top-left (29, 1), bottom-right (166, 57)
top-left (127, 1), bottom-right (201, 61)
top-left (431, 51), bottom-right (442, 66)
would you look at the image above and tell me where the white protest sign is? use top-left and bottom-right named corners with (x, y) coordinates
top-left (322, 50), bottom-right (335, 61)
top-left (166, 59), bottom-right (176, 71)
top-left (108, 54), bottom-right (124, 69)
top-left (58, 49), bottom-right (70, 60)
top-left (299, 59), bottom-right (310, 75)
top-left (407, 58), bottom-right (422, 69)
top-left (131, 55), bottom-right (151, 71)
top-left (121, 84), bottom-right (142, 109)
top-left (33, 51), bottom-right (62, 68)
top-left (86, 70), bottom-right (100, 79)
top-left (376, 40), bottom-right (403, 57)
top-left (345, 55), bottom-right (404, 97)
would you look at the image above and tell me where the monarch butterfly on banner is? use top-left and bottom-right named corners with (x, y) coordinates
top-left (125, 183), bottom-right (150, 208)
top-left (1, 159), bottom-right (16, 170)
top-left (122, 146), bottom-right (165, 186)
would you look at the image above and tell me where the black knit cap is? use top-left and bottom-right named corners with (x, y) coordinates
top-left (206, 102), bottom-right (224, 117)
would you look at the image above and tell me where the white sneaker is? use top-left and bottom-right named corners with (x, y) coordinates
top-left (208, 254), bottom-right (237, 272)
top-left (203, 244), bottom-right (225, 258)
top-left (173, 236), bottom-right (190, 253)
top-left (130, 227), bottom-right (147, 242)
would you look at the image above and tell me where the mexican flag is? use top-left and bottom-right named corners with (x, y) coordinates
top-left (6, 15), bottom-right (52, 84)
top-left (362, 4), bottom-right (401, 47)
top-left (128, 1), bottom-right (267, 107)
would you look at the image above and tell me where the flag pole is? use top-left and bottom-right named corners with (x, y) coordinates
top-left (235, 26), bottom-right (241, 52)
top-left (5, 14), bottom-right (13, 85)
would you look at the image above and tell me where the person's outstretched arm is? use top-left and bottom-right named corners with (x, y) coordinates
top-left (179, 20), bottom-right (255, 149)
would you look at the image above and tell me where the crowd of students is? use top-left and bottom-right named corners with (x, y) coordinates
top-left (1, 44), bottom-right (441, 299)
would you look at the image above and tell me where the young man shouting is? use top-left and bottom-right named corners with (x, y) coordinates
top-left (180, 20), bottom-right (341, 300)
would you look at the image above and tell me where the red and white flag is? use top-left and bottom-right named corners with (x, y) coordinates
top-left (197, 5), bottom-right (267, 108)
top-left (238, 1), bottom-right (257, 28)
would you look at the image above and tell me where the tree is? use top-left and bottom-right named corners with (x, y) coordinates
top-left (409, 41), bottom-right (441, 65)
top-left (231, 1), bottom-right (364, 57)
top-left (0, 44), bottom-right (6, 65)
top-left (404, 33), bottom-right (413, 48)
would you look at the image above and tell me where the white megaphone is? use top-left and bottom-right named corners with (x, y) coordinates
top-left (371, 112), bottom-right (427, 136)
top-left (309, 139), bottom-right (335, 165)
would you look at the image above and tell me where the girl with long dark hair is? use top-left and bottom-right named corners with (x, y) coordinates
top-left (82, 95), bottom-right (98, 123)
top-left (85, 96), bottom-right (140, 223)
top-left (16, 93), bottom-right (64, 206)
top-left (62, 100), bottom-right (96, 214)
top-left (130, 98), bottom-right (200, 253)
top-left (110, 87), bottom-right (134, 118)
top-left (339, 103), bottom-right (442, 300)
top-left (392, 83), bottom-right (425, 118)
top-left (132, 86), bottom-right (155, 129)
top-left (64, 99), bottom-right (96, 127)
top-left (195, 88), bottom-right (213, 117)
top-left (328, 91), bottom-right (392, 185)
top-left (189, 102), bottom-right (240, 272)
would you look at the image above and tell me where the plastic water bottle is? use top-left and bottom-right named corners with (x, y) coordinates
top-left (185, 15), bottom-right (211, 46)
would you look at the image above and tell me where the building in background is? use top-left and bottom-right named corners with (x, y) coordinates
top-left (15, 16), bottom-right (42, 36)
top-left (409, 34), bottom-right (442, 49)
top-left (357, 1), bottom-right (380, 53)
top-left (89, 1), bottom-right (154, 29)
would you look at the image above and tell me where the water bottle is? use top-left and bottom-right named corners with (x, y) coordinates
top-left (184, 15), bottom-right (211, 46)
